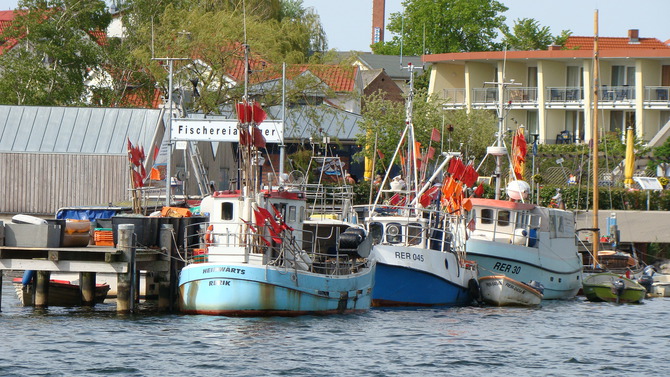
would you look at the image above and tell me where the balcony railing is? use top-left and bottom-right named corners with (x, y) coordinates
top-left (644, 86), bottom-right (670, 102)
top-left (507, 87), bottom-right (537, 103)
top-left (599, 85), bottom-right (634, 101)
top-left (546, 87), bottom-right (583, 102)
top-left (472, 88), bottom-right (498, 103)
top-left (443, 88), bottom-right (466, 105)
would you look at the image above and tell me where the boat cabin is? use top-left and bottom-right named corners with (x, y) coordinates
top-left (468, 198), bottom-right (575, 246)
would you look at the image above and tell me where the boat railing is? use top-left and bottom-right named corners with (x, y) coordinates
top-left (187, 222), bottom-right (368, 275)
top-left (357, 203), bottom-right (468, 259)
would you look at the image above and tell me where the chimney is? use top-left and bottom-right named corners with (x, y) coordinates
top-left (372, 0), bottom-right (385, 46)
top-left (628, 29), bottom-right (639, 43)
top-left (548, 44), bottom-right (561, 51)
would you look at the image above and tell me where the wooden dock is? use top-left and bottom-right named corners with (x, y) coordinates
top-left (0, 224), bottom-right (181, 313)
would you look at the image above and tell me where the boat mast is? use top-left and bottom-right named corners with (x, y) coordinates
top-left (592, 10), bottom-right (600, 267)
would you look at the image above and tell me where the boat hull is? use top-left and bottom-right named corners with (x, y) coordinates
top-left (370, 244), bottom-right (476, 307)
top-left (582, 273), bottom-right (646, 303)
top-left (467, 239), bottom-right (582, 300)
top-left (479, 275), bottom-right (543, 306)
top-left (13, 279), bottom-right (110, 306)
top-left (178, 262), bottom-right (375, 316)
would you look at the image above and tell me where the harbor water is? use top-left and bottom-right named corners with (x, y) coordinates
top-left (1, 276), bottom-right (668, 377)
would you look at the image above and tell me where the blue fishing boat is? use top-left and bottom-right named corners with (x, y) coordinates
top-left (360, 64), bottom-right (479, 307)
top-left (178, 45), bottom-right (374, 315)
top-left (178, 188), bottom-right (374, 316)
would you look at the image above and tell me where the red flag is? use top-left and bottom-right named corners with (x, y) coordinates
top-left (271, 204), bottom-right (294, 231)
top-left (431, 128), bottom-right (441, 142)
top-left (252, 126), bottom-right (266, 148)
top-left (377, 149), bottom-right (385, 160)
top-left (252, 101), bottom-right (266, 124)
top-left (474, 183), bottom-right (484, 197)
top-left (467, 218), bottom-right (476, 231)
top-left (449, 158), bottom-right (466, 181)
top-left (462, 165), bottom-right (479, 187)
top-left (236, 102), bottom-right (252, 123)
top-left (426, 146), bottom-right (435, 161)
top-left (132, 169), bottom-right (144, 188)
top-left (419, 186), bottom-right (440, 207)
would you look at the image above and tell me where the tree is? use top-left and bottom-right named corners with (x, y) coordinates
top-left (501, 18), bottom-right (571, 51)
top-left (356, 88), bottom-right (497, 171)
top-left (372, 0), bottom-right (508, 55)
top-left (0, 0), bottom-right (112, 106)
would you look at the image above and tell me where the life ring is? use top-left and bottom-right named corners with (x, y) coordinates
top-left (204, 225), bottom-right (214, 246)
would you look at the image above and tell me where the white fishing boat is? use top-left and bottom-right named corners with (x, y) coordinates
top-left (466, 78), bottom-right (582, 300)
top-left (359, 63), bottom-right (478, 307)
top-left (478, 275), bottom-right (544, 307)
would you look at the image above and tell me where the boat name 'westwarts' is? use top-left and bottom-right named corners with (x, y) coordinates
top-left (203, 267), bottom-right (246, 275)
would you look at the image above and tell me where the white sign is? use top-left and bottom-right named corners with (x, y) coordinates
top-left (171, 119), bottom-right (284, 143)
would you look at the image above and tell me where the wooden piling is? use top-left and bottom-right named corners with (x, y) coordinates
top-left (0, 271), bottom-right (3, 312)
top-left (157, 224), bottom-right (174, 311)
top-left (116, 224), bottom-right (135, 313)
top-left (34, 270), bottom-right (51, 308)
top-left (80, 272), bottom-right (96, 306)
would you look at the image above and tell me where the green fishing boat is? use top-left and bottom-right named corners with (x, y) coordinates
top-left (582, 273), bottom-right (646, 304)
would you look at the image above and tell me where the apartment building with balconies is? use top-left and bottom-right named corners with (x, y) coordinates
top-left (424, 30), bottom-right (670, 145)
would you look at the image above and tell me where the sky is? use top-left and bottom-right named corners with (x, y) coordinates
top-left (1, 0), bottom-right (669, 52)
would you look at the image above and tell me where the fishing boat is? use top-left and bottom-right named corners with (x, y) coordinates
top-left (360, 63), bottom-right (478, 307)
top-left (582, 272), bottom-right (645, 303)
top-left (478, 275), bottom-right (544, 307)
top-left (178, 46), bottom-right (375, 316)
top-left (650, 273), bottom-right (670, 297)
top-left (464, 81), bottom-right (582, 299)
top-left (13, 277), bottom-right (110, 306)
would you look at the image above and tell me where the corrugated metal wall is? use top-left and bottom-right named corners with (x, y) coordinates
top-left (0, 152), bottom-right (129, 215)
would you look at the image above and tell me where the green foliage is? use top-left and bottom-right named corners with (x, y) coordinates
top-left (648, 135), bottom-right (670, 172)
top-left (0, 0), bottom-right (111, 106)
top-left (356, 87), bottom-right (497, 174)
top-left (374, 0), bottom-right (508, 55)
top-left (501, 18), bottom-right (571, 50)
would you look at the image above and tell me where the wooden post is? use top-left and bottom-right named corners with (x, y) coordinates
top-left (80, 272), bottom-right (96, 306)
top-left (117, 224), bottom-right (135, 313)
top-left (0, 271), bottom-right (3, 312)
top-left (158, 224), bottom-right (174, 311)
top-left (34, 271), bottom-right (51, 308)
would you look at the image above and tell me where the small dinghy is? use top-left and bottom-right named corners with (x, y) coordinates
top-left (479, 275), bottom-right (544, 307)
top-left (13, 272), bottom-right (110, 306)
top-left (582, 272), bottom-right (646, 304)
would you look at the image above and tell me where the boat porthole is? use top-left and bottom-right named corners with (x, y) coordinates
top-left (444, 259), bottom-right (449, 270)
top-left (550, 277), bottom-right (554, 281)
top-left (291, 274), bottom-right (297, 282)
top-left (558, 278), bottom-right (562, 283)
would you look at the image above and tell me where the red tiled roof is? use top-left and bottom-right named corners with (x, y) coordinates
top-left (252, 64), bottom-right (358, 92)
top-left (0, 10), bottom-right (18, 54)
top-left (563, 36), bottom-right (670, 50)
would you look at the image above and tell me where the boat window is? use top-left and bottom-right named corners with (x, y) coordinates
top-left (288, 206), bottom-right (297, 222)
top-left (300, 206), bottom-right (305, 222)
top-left (407, 223), bottom-right (423, 245)
top-left (557, 215), bottom-right (564, 233)
top-left (369, 222), bottom-right (383, 244)
top-left (481, 209), bottom-right (494, 224)
top-left (498, 210), bottom-right (511, 226)
top-left (221, 202), bottom-right (234, 220)
top-left (386, 223), bottom-right (402, 244)
top-left (516, 212), bottom-right (528, 228)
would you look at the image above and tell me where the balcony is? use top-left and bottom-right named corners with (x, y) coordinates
top-left (644, 86), bottom-right (670, 109)
top-left (442, 88), bottom-right (466, 109)
top-left (545, 87), bottom-right (584, 109)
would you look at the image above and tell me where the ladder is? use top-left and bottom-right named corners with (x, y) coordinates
top-left (188, 142), bottom-right (212, 196)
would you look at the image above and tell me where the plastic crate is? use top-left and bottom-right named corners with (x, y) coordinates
top-left (94, 228), bottom-right (114, 246)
